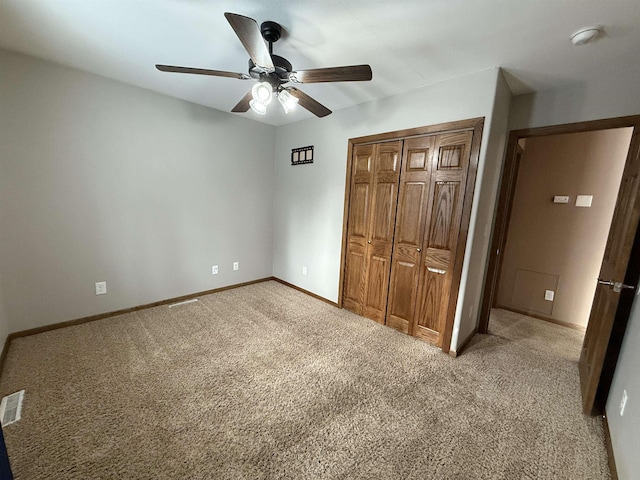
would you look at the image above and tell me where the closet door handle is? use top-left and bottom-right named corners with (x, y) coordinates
top-left (427, 267), bottom-right (446, 274)
top-left (417, 248), bottom-right (421, 252)
top-left (367, 240), bottom-right (371, 244)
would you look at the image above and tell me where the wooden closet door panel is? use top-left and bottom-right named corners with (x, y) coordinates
top-left (414, 131), bottom-right (473, 345)
top-left (343, 144), bottom-right (374, 314)
top-left (386, 136), bottom-right (435, 333)
top-left (362, 141), bottom-right (403, 323)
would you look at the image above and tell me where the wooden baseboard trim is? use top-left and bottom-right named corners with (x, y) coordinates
top-left (7, 277), bottom-right (275, 341)
top-left (495, 306), bottom-right (587, 332)
top-left (602, 413), bottom-right (618, 480)
top-left (272, 278), bottom-right (338, 307)
top-left (0, 276), bottom-right (334, 374)
top-left (0, 336), bottom-right (11, 378)
top-left (449, 327), bottom-right (478, 357)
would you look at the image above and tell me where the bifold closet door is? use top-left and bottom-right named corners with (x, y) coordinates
top-left (413, 131), bottom-right (474, 346)
top-left (343, 140), bottom-right (403, 323)
top-left (386, 136), bottom-right (436, 334)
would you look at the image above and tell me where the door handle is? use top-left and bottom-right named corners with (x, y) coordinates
top-left (598, 278), bottom-right (635, 293)
top-left (427, 267), bottom-right (446, 274)
top-left (367, 240), bottom-right (371, 244)
top-left (417, 248), bottom-right (421, 252)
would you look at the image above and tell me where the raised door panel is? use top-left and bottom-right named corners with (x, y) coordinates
top-left (434, 132), bottom-right (471, 173)
top-left (363, 252), bottom-right (392, 320)
top-left (414, 131), bottom-right (473, 346)
top-left (386, 136), bottom-right (435, 333)
top-left (342, 144), bottom-right (374, 312)
top-left (427, 182), bottom-right (460, 249)
top-left (347, 183), bottom-right (370, 239)
top-left (370, 182), bottom-right (398, 242)
top-left (362, 141), bottom-right (403, 323)
top-left (343, 250), bottom-right (366, 314)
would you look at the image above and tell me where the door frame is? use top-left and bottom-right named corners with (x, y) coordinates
top-left (478, 114), bottom-right (640, 413)
top-left (338, 117), bottom-right (484, 352)
top-left (479, 114), bottom-right (640, 333)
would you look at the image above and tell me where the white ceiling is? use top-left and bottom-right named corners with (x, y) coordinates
top-left (1, 0), bottom-right (639, 126)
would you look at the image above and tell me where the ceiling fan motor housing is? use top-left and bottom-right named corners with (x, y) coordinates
top-left (260, 21), bottom-right (282, 43)
top-left (248, 55), bottom-right (292, 85)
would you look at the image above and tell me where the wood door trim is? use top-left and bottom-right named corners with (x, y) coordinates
top-left (337, 141), bottom-right (355, 308)
top-left (349, 118), bottom-right (484, 146)
top-left (478, 137), bottom-right (523, 333)
top-left (479, 114), bottom-right (640, 334)
top-left (340, 117), bottom-right (485, 353)
top-left (511, 114), bottom-right (640, 139)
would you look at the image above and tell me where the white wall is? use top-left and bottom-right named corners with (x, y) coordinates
top-left (510, 74), bottom-right (640, 130)
top-left (451, 71), bottom-right (511, 350)
top-left (273, 67), bottom-right (508, 351)
top-left (606, 293), bottom-right (640, 479)
top-left (0, 49), bottom-right (275, 332)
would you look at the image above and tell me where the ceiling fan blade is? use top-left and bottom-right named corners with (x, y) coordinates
top-left (289, 65), bottom-right (372, 83)
top-left (231, 90), bottom-right (254, 113)
top-left (288, 88), bottom-right (332, 118)
top-left (156, 64), bottom-right (250, 80)
top-left (224, 12), bottom-right (275, 72)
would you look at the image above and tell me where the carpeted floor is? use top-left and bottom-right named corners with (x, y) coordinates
top-left (0, 281), bottom-right (609, 479)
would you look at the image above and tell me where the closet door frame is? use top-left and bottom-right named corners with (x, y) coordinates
top-left (338, 117), bottom-right (484, 353)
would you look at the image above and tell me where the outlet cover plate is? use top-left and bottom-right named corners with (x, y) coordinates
top-left (95, 281), bottom-right (107, 295)
top-left (233, 262), bottom-right (239, 271)
top-left (212, 265), bottom-right (218, 275)
top-left (544, 290), bottom-right (555, 301)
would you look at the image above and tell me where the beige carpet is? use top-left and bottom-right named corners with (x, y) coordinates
top-left (0, 281), bottom-right (609, 479)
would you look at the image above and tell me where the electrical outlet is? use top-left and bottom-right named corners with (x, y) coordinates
top-left (545, 290), bottom-right (555, 301)
top-left (212, 265), bottom-right (218, 275)
top-left (233, 261), bottom-right (239, 271)
top-left (302, 266), bottom-right (307, 276)
top-left (95, 281), bottom-right (107, 295)
top-left (620, 389), bottom-right (628, 416)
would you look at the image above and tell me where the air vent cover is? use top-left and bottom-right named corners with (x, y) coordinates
top-left (0, 390), bottom-right (25, 426)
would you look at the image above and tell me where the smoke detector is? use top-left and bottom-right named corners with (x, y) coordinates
top-left (571, 27), bottom-right (602, 45)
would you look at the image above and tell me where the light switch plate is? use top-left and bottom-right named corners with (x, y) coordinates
top-left (576, 195), bottom-right (593, 207)
top-left (544, 290), bottom-right (555, 301)
top-left (553, 195), bottom-right (569, 204)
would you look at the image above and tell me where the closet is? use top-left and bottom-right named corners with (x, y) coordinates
top-left (340, 118), bottom-right (483, 350)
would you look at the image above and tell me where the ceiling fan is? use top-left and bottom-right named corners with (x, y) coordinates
top-left (156, 12), bottom-right (372, 118)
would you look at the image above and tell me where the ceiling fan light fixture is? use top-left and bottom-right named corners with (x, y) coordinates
top-left (251, 82), bottom-right (273, 105)
top-left (249, 99), bottom-right (267, 115)
top-left (278, 89), bottom-right (299, 114)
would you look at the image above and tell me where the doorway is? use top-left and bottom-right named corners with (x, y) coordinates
top-left (480, 115), bottom-right (640, 415)
top-left (493, 129), bottom-right (631, 329)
